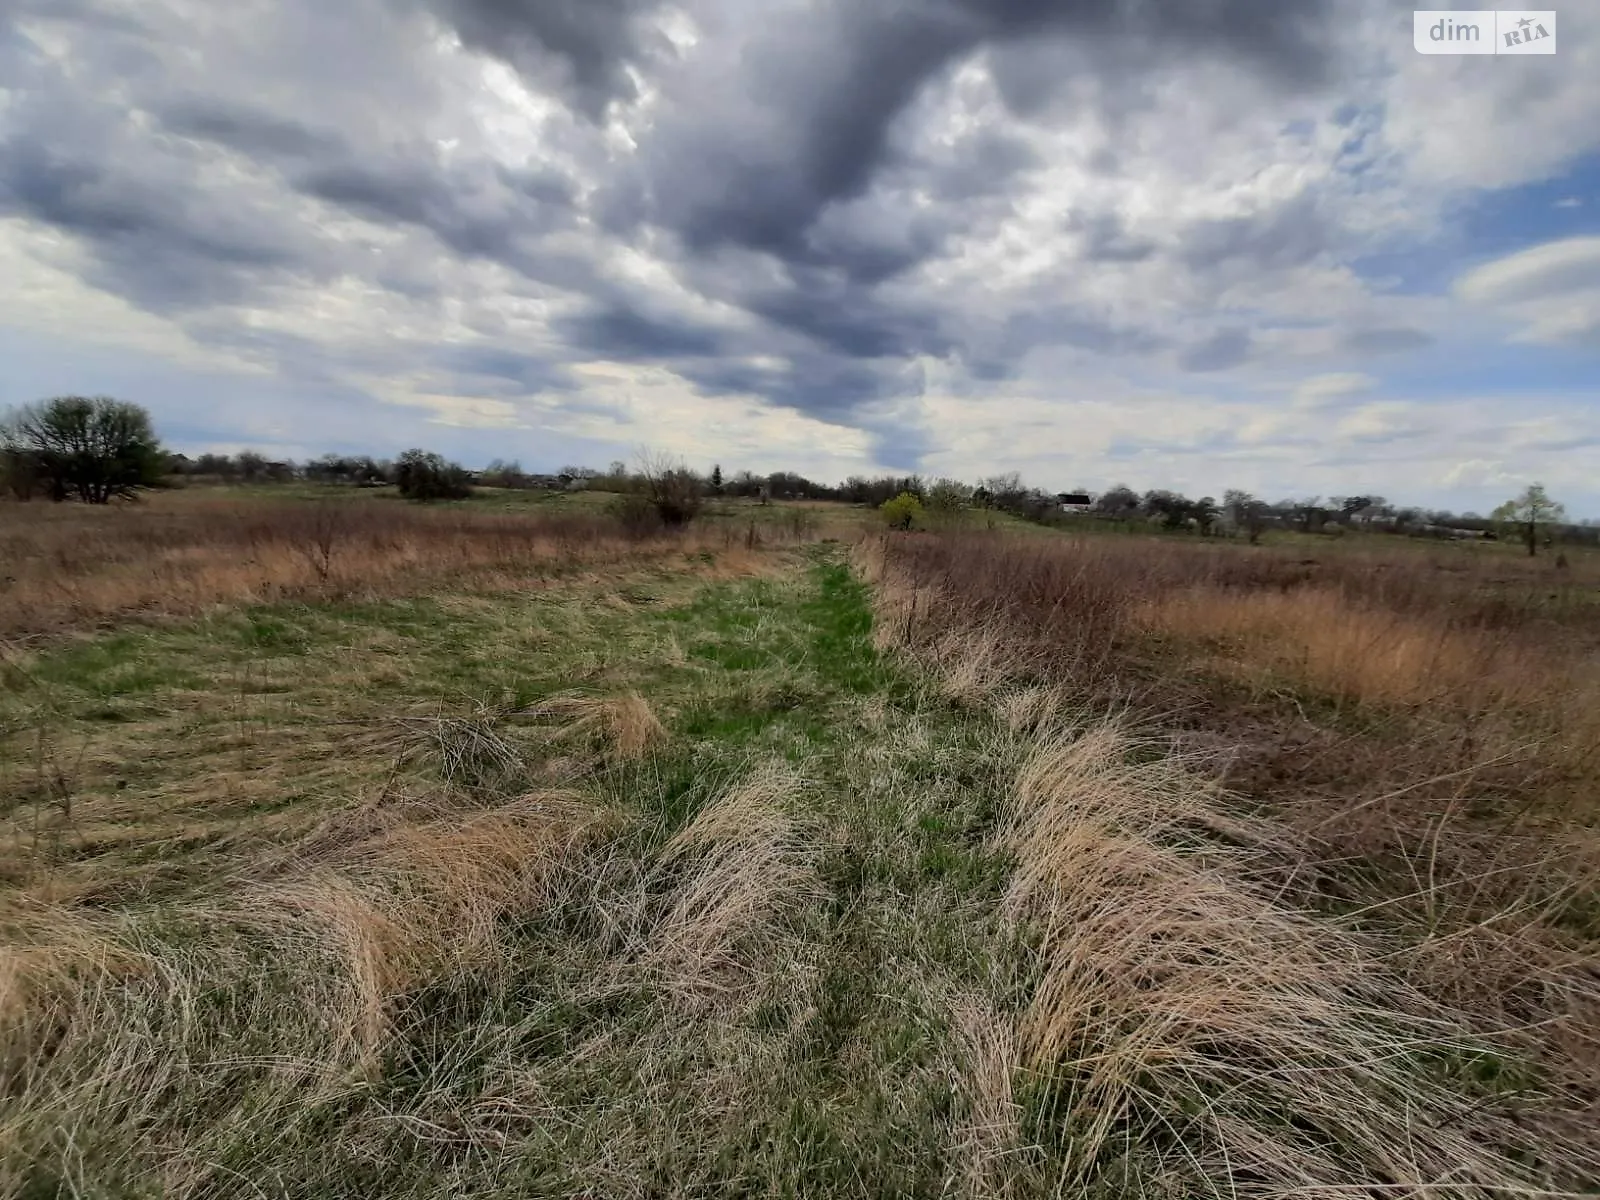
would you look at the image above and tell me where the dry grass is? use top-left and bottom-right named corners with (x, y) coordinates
top-left (7, 535), bottom-right (1595, 1196)
top-left (1001, 727), bottom-right (1550, 1195)
top-left (259, 790), bottom-right (616, 1061)
top-left (864, 530), bottom-right (1600, 1181)
top-left (522, 690), bottom-right (670, 761)
top-left (645, 764), bottom-right (822, 1011)
top-left (0, 488), bottom-right (814, 640)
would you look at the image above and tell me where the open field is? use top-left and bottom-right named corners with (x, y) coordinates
top-left (3, 494), bottom-right (1598, 1196)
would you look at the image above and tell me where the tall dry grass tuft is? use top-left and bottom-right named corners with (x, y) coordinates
top-left (950, 997), bottom-right (1025, 1200)
top-left (261, 791), bottom-right (616, 1061)
top-left (526, 691), bottom-right (669, 761)
top-left (1000, 726), bottom-right (1559, 1195)
top-left (645, 765), bottom-right (823, 1011)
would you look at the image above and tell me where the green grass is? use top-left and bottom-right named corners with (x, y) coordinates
top-left (2, 545), bottom-right (1050, 1196)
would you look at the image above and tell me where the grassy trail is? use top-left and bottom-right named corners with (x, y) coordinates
top-left (3, 549), bottom-right (1036, 1197)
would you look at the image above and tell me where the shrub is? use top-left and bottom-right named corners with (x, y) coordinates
top-left (610, 492), bottom-right (664, 539)
top-left (880, 491), bottom-right (923, 531)
top-left (394, 449), bottom-right (473, 502)
top-left (639, 455), bottom-right (703, 528)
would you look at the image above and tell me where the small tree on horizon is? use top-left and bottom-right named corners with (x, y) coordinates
top-left (394, 449), bottom-right (473, 501)
top-left (1492, 483), bottom-right (1566, 557)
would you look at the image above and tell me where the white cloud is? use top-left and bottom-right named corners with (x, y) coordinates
top-left (1455, 237), bottom-right (1600, 347)
top-left (1292, 372), bottom-right (1377, 409)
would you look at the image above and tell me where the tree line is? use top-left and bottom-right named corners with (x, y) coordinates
top-left (1, 395), bottom-right (1587, 554)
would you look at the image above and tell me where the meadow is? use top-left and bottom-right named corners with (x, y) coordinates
top-left (2, 487), bottom-right (1597, 1197)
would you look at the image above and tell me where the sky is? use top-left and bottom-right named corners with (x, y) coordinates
top-left (0, 0), bottom-right (1596, 516)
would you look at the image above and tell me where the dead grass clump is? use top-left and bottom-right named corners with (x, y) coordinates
top-left (950, 997), bottom-right (1025, 1200)
top-left (0, 907), bottom-right (153, 1081)
top-left (524, 690), bottom-right (668, 760)
top-left (1001, 727), bottom-right (1555, 1195)
top-left (260, 791), bottom-right (614, 1059)
top-left (645, 765), bottom-right (822, 1011)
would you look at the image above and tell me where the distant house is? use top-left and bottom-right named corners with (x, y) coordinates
top-left (1057, 491), bottom-right (1094, 513)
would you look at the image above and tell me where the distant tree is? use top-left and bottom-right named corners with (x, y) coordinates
top-left (236, 450), bottom-right (267, 483)
top-left (981, 472), bottom-right (1026, 513)
top-left (727, 470), bottom-right (763, 499)
top-left (709, 464), bottom-right (724, 496)
top-left (1141, 489), bottom-right (1193, 530)
top-left (1333, 495), bottom-right (1382, 526)
top-left (0, 396), bottom-right (165, 503)
top-left (880, 491), bottom-right (924, 531)
top-left (1492, 483), bottom-right (1566, 557)
top-left (1288, 497), bottom-right (1329, 534)
top-left (1193, 496), bottom-right (1220, 536)
top-left (1094, 484), bottom-right (1141, 519)
top-left (483, 458), bottom-right (529, 489)
top-left (1223, 489), bottom-right (1267, 543)
top-left (394, 449), bottom-right (473, 501)
top-left (925, 478), bottom-right (973, 519)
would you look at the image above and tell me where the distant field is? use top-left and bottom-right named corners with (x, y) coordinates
top-left (3, 492), bottom-right (1596, 1196)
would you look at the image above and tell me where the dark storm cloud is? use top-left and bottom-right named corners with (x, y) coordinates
top-left (555, 303), bottom-right (727, 359)
top-left (406, 0), bottom-right (667, 118)
top-left (630, 0), bottom-right (1346, 269)
top-left (294, 157), bottom-right (578, 265)
top-left (160, 100), bottom-right (346, 161)
top-left (683, 352), bottom-right (919, 422)
top-left (0, 135), bottom-right (314, 308)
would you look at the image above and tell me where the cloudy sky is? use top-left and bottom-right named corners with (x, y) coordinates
top-left (1, 0), bottom-right (1597, 514)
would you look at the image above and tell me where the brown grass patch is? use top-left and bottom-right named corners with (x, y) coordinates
top-left (524, 691), bottom-right (669, 761)
top-left (0, 489), bottom-right (820, 640)
top-left (645, 765), bottom-right (822, 1011)
top-left (260, 791), bottom-right (614, 1060)
top-left (864, 530), bottom-right (1600, 1179)
top-left (1001, 725), bottom-right (1562, 1194)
